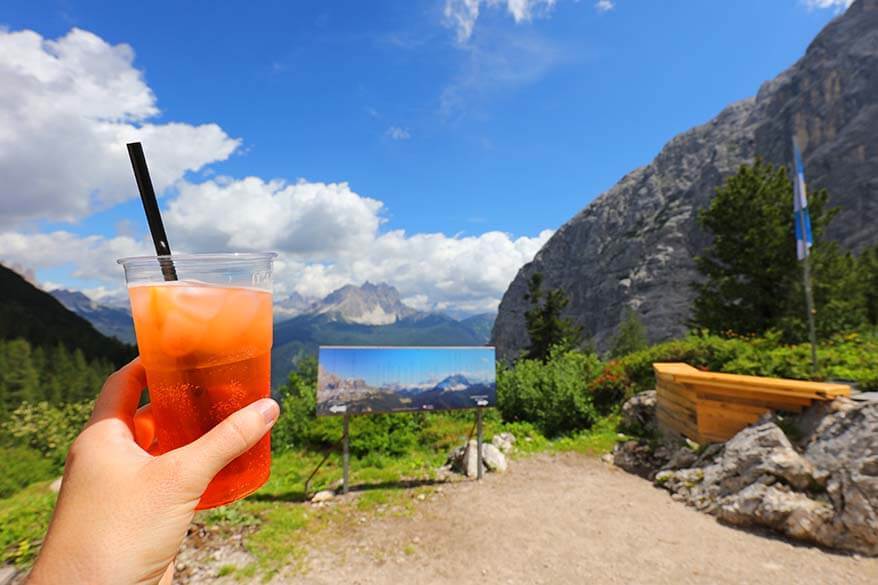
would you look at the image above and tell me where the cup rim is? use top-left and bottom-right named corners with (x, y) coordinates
top-left (116, 252), bottom-right (278, 266)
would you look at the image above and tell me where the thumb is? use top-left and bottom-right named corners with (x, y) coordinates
top-left (167, 398), bottom-right (279, 493)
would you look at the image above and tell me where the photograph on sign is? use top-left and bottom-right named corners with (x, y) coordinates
top-left (317, 346), bottom-right (496, 416)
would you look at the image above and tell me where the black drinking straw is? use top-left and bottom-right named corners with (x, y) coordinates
top-left (127, 142), bottom-right (178, 281)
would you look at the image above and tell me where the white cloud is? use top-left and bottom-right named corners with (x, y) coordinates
top-left (385, 126), bottom-right (412, 140)
top-left (594, 0), bottom-right (614, 13)
top-left (503, 0), bottom-right (558, 22)
top-left (164, 177), bottom-right (384, 260)
top-left (444, 0), bottom-right (481, 43)
top-left (0, 28), bottom-right (240, 227)
top-left (443, 0), bottom-right (557, 43)
top-left (802, 0), bottom-right (853, 10)
top-left (0, 230), bottom-right (150, 286)
top-left (163, 176), bottom-right (553, 312)
top-left (0, 176), bottom-right (553, 315)
top-left (440, 30), bottom-right (563, 117)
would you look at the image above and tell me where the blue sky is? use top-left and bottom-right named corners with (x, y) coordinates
top-left (319, 346), bottom-right (496, 387)
top-left (0, 0), bottom-right (849, 314)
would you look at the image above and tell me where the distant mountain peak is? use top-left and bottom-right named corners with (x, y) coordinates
top-left (49, 288), bottom-right (135, 344)
top-left (315, 281), bottom-right (418, 326)
top-left (51, 288), bottom-right (99, 312)
top-left (435, 374), bottom-right (472, 392)
top-left (274, 291), bottom-right (311, 321)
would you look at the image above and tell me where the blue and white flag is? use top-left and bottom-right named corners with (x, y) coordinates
top-left (792, 139), bottom-right (813, 261)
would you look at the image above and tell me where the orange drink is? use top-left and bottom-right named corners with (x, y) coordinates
top-left (118, 253), bottom-right (275, 509)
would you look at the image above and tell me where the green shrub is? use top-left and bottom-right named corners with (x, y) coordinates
top-left (1, 400), bottom-right (93, 467)
top-left (724, 330), bottom-right (878, 389)
top-left (612, 333), bottom-right (758, 394)
top-left (497, 348), bottom-right (602, 437)
top-left (0, 447), bottom-right (55, 498)
top-left (272, 361), bottom-right (426, 457)
top-left (272, 377), bottom-right (317, 451)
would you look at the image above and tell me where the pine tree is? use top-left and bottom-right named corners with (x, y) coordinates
top-left (691, 159), bottom-right (842, 339)
top-left (51, 344), bottom-right (76, 403)
top-left (0, 340), bottom-right (8, 418)
top-left (609, 308), bottom-right (648, 358)
top-left (523, 273), bottom-right (583, 362)
top-left (807, 244), bottom-right (867, 338)
top-left (2, 339), bottom-right (39, 413)
top-left (70, 349), bottom-right (92, 402)
top-left (30, 345), bottom-right (52, 402)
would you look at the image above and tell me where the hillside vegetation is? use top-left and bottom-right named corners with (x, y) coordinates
top-left (0, 265), bottom-right (134, 366)
top-left (3, 328), bottom-right (875, 571)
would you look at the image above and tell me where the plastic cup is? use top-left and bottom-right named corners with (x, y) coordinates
top-left (117, 252), bottom-right (276, 509)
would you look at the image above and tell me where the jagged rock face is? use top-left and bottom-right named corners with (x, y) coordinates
top-left (804, 398), bottom-right (878, 554)
top-left (273, 291), bottom-right (310, 321)
top-left (314, 281), bottom-right (417, 325)
top-left (493, 0), bottom-right (878, 359)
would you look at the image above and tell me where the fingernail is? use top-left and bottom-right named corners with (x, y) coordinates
top-left (254, 398), bottom-right (280, 426)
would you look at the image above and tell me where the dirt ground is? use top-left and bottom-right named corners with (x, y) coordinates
top-left (268, 453), bottom-right (877, 585)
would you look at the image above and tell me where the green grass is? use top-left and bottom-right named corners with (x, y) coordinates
top-left (240, 504), bottom-right (309, 577)
top-left (552, 415), bottom-right (624, 454)
top-left (0, 481), bottom-right (57, 566)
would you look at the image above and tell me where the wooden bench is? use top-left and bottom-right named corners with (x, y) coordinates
top-left (653, 363), bottom-right (851, 443)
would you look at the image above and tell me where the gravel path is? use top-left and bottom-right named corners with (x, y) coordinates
top-left (275, 453), bottom-right (877, 585)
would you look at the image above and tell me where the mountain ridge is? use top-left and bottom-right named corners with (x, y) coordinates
top-left (0, 265), bottom-right (134, 366)
top-left (50, 289), bottom-right (136, 344)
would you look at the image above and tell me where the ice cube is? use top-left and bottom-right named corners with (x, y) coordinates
top-left (160, 309), bottom-right (209, 358)
top-left (168, 284), bottom-right (226, 322)
top-left (203, 289), bottom-right (271, 356)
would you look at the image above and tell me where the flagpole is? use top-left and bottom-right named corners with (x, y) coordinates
top-left (792, 138), bottom-right (818, 375)
top-left (801, 242), bottom-right (819, 375)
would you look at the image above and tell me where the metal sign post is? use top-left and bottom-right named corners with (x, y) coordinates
top-left (303, 404), bottom-right (349, 499)
top-left (476, 407), bottom-right (483, 480)
top-left (475, 398), bottom-right (488, 481)
top-left (342, 412), bottom-right (350, 494)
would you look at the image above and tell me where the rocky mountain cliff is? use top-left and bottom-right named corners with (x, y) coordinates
top-left (314, 281), bottom-right (417, 325)
top-left (493, 0), bottom-right (878, 360)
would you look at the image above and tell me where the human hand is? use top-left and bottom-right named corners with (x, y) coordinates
top-left (27, 358), bottom-right (279, 585)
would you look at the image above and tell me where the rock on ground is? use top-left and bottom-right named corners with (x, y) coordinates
top-left (447, 439), bottom-right (509, 477)
top-left (619, 390), bottom-right (657, 436)
top-left (311, 490), bottom-right (335, 504)
top-left (491, 432), bottom-right (516, 454)
top-left (804, 398), bottom-right (878, 555)
top-left (651, 400), bottom-right (878, 556)
top-left (481, 443), bottom-right (508, 473)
